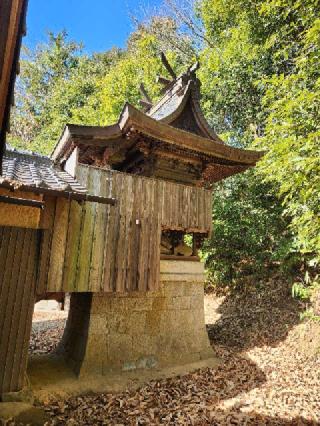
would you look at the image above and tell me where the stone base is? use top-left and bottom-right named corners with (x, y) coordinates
top-left (59, 260), bottom-right (214, 377)
top-left (28, 353), bottom-right (220, 403)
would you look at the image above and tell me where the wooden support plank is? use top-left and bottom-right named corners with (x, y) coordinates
top-left (128, 175), bottom-right (142, 291)
top-left (0, 227), bottom-right (38, 393)
top-left (103, 172), bottom-right (118, 292)
top-left (178, 182), bottom-right (183, 230)
top-left (120, 173), bottom-right (132, 292)
top-left (122, 174), bottom-right (134, 292)
top-left (86, 168), bottom-right (102, 292)
top-left (62, 199), bottom-right (83, 292)
top-left (196, 189), bottom-right (201, 231)
top-left (104, 173), bottom-right (122, 292)
top-left (0, 226), bottom-right (11, 304)
top-left (15, 229), bottom-right (38, 390)
top-left (0, 228), bottom-right (18, 333)
top-left (37, 196), bottom-right (56, 294)
top-left (136, 179), bottom-right (146, 291)
top-left (114, 173), bottom-right (128, 292)
top-left (1, 227), bottom-right (26, 391)
top-left (140, 179), bottom-right (153, 291)
top-left (159, 180), bottom-right (165, 228)
top-left (100, 170), bottom-right (113, 291)
top-left (147, 179), bottom-right (158, 290)
top-left (47, 197), bottom-right (70, 292)
top-left (88, 169), bottom-right (108, 292)
top-left (76, 167), bottom-right (95, 292)
top-left (0, 227), bottom-right (19, 391)
top-left (8, 228), bottom-right (34, 391)
top-left (207, 190), bottom-right (213, 234)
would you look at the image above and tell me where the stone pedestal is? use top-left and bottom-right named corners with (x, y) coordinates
top-left (59, 260), bottom-right (214, 376)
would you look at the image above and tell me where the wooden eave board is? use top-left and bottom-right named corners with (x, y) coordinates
top-left (0, 0), bottom-right (27, 166)
top-left (52, 105), bottom-right (263, 167)
top-left (120, 104), bottom-right (263, 165)
top-left (51, 123), bottom-right (122, 162)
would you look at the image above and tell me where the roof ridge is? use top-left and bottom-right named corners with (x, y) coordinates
top-left (5, 145), bottom-right (51, 162)
top-left (147, 79), bottom-right (191, 118)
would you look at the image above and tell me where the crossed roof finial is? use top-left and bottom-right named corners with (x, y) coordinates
top-left (139, 53), bottom-right (200, 112)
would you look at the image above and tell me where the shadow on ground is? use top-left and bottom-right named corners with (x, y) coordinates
top-left (206, 276), bottom-right (303, 351)
top-left (26, 279), bottom-right (314, 425)
top-left (209, 407), bottom-right (316, 425)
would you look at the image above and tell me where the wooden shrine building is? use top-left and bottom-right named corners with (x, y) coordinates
top-left (0, 47), bottom-right (263, 398)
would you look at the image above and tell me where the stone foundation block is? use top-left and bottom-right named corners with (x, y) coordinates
top-left (59, 260), bottom-right (215, 376)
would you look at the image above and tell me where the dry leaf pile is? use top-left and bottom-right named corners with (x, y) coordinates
top-left (29, 311), bottom-right (67, 355)
top-left (29, 279), bottom-right (320, 425)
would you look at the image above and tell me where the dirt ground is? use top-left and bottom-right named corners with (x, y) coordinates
top-left (29, 281), bottom-right (320, 425)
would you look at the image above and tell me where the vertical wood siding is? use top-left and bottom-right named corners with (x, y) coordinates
top-left (0, 226), bottom-right (39, 394)
top-left (38, 167), bottom-right (212, 293)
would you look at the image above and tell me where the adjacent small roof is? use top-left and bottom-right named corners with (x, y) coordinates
top-left (1, 147), bottom-right (115, 204)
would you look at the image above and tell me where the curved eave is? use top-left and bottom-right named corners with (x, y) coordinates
top-left (120, 104), bottom-right (264, 166)
top-left (189, 95), bottom-right (225, 144)
top-left (52, 104), bottom-right (264, 167)
top-left (51, 123), bottom-right (122, 162)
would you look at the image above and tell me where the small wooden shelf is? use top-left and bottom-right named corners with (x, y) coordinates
top-left (160, 255), bottom-right (200, 262)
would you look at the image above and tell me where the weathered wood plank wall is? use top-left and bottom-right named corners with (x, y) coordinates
top-left (0, 226), bottom-right (40, 394)
top-left (38, 166), bottom-right (212, 293)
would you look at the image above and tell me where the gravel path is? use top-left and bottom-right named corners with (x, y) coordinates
top-left (29, 281), bottom-right (320, 425)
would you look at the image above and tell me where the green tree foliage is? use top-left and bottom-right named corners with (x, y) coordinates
top-left (11, 31), bottom-right (122, 154)
top-left (73, 17), bottom-right (192, 126)
top-left (10, 20), bottom-right (190, 154)
top-left (197, 0), bottom-right (320, 284)
top-left (258, 14), bottom-right (320, 263)
top-left (9, 2), bottom-right (319, 289)
top-left (202, 171), bottom-right (295, 286)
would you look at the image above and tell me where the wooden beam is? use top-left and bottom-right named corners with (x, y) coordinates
top-left (156, 75), bottom-right (172, 86)
top-left (139, 99), bottom-right (152, 111)
top-left (160, 255), bottom-right (200, 262)
top-left (0, 195), bottom-right (44, 209)
top-left (0, 183), bottom-right (117, 206)
top-left (160, 52), bottom-right (176, 80)
top-left (139, 84), bottom-right (153, 112)
top-left (139, 83), bottom-right (152, 104)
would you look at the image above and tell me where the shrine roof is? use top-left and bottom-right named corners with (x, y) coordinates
top-left (52, 103), bottom-right (263, 167)
top-left (148, 79), bottom-right (192, 121)
top-left (146, 63), bottom-right (224, 144)
top-left (51, 59), bottom-right (264, 183)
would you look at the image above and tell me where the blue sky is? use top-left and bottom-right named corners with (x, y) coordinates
top-left (25, 0), bottom-right (162, 53)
